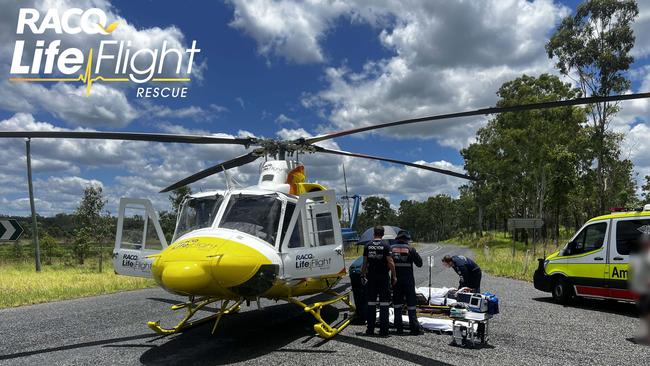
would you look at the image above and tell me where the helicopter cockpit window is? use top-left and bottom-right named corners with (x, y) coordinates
top-left (219, 194), bottom-right (283, 246)
top-left (173, 195), bottom-right (223, 242)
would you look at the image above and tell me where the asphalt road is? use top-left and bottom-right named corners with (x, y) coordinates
top-left (1, 243), bottom-right (648, 366)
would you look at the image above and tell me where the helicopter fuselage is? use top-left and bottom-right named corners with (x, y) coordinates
top-left (113, 161), bottom-right (347, 301)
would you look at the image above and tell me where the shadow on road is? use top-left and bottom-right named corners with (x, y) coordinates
top-left (136, 285), bottom-right (352, 365)
top-left (0, 333), bottom-right (161, 361)
top-left (0, 284), bottom-right (353, 365)
top-left (334, 334), bottom-right (454, 366)
top-left (138, 301), bottom-right (341, 365)
top-left (532, 297), bottom-right (638, 317)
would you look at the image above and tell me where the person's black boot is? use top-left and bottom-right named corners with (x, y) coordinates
top-left (393, 304), bottom-right (404, 335)
top-left (366, 304), bottom-right (377, 335)
top-left (408, 310), bottom-right (422, 335)
top-left (379, 305), bottom-right (390, 336)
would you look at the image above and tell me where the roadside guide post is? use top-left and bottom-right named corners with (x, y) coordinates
top-left (427, 255), bottom-right (434, 302)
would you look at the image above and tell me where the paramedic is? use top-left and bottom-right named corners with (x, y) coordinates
top-left (391, 230), bottom-right (423, 335)
top-left (361, 226), bottom-right (397, 336)
top-left (442, 255), bottom-right (482, 293)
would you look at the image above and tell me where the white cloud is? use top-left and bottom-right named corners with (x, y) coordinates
top-left (0, 113), bottom-right (258, 215)
top-left (274, 113), bottom-right (298, 126)
top-left (633, 0), bottom-right (650, 59)
top-left (235, 97), bottom-right (246, 109)
top-left (230, 0), bottom-right (569, 149)
top-left (0, 82), bottom-right (138, 128)
top-left (228, 0), bottom-right (352, 64)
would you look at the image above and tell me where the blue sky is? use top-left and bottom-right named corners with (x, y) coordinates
top-left (1, 0), bottom-right (650, 215)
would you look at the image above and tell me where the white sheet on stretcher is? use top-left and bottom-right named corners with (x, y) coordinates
top-left (386, 308), bottom-right (455, 332)
top-left (375, 287), bottom-right (466, 332)
top-left (415, 287), bottom-right (457, 306)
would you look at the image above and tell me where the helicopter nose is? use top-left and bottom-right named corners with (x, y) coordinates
top-left (159, 261), bottom-right (212, 294)
top-left (152, 237), bottom-right (278, 297)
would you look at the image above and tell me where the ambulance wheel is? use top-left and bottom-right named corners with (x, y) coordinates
top-left (551, 277), bottom-right (573, 304)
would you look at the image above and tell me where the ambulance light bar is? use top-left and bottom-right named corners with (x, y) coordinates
top-left (610, 205), bottom-right (650, 213)
top-left (609, 207), bottom-right (629, 212)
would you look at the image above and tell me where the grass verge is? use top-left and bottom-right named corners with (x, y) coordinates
top-left (444, 232), bottom-right (565, 282)
top-left (0, 260), bottom-right (155, 308)
top-left (344, 244), bottom-right (365, 259)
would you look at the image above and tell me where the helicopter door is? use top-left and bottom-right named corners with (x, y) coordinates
top-left (280, 190), bottom-right (345, 280)
top-left (112, 198), bottom-right (168, 278)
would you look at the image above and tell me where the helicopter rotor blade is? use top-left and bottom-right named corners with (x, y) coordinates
top-left (159, 150), bottom-right (263, 193)
top-left (0, 131), bottom-right (257, 145)
top-left (312, 145), bottom-right (475, 181)
top-left (304, 92), bottom-right (650, 144)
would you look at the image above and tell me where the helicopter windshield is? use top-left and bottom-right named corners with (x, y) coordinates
top-left (173, 194), bottom-right (224, 241)
top-left (219, 194), bottom-right (283, 246)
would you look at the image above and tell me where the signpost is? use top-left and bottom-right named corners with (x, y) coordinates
top-left (507, 218), bottom-right (544, 259)
top-left (0, 219), bottom-right (24, 241)
top-left (507, 218), bottom-right (544, 230)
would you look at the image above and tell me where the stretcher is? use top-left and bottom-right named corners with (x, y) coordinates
top-left (387, 287), bottom-right (494, 346)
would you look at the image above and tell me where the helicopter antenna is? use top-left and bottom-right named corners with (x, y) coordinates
top-left (222, 164), bottom-right (232, 191)
top-left (342, 163), bottom-right (351, 223)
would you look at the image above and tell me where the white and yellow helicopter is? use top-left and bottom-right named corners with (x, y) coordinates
top-left (1, 92), bottom-right (647, 338)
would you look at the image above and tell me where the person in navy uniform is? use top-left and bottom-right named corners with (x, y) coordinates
top-left (390, 230), bottom-right (423, 335)
top-left (361, 226), bottom-right (397, 336)
top-left (442, 255), bottom-right (482, 293)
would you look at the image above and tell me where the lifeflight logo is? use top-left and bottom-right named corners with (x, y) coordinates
top-left (9, 8), bottom-right (201, 97)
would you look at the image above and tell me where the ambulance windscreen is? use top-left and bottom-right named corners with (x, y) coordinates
top-left (219, 194), bottom-right (283, 246)
top-left (173, 195), bottom-right (224, 241)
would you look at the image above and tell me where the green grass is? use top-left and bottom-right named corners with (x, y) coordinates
top-left (0, 260), bottom-right (156, 308)
top-left (344, 244), bottom-right (365, 259)
top-left (444, 231), bottom-right (566, 282)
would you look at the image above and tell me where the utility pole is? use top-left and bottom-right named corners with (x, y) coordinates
top-left (26, 138), bottom-right (41, 272)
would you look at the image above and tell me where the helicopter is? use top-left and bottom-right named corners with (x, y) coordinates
top-left (1, 91), bottom-right (649, 338)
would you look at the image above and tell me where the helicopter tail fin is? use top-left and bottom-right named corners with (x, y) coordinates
top-left (112, 198), bottom-right (168, 278)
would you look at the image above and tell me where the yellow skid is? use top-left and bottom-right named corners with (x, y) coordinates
top-left (147, 297), bottom-right (242, 335)
top-left (288, 290), bottom-right (356, 339)
top-left (146, 291), bottom-right (354, 339)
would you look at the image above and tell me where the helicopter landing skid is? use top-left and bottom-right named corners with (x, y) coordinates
top-left (287, 290), bottom-right (356, 339)
top-left (147, 297), bottom-right (243, 335)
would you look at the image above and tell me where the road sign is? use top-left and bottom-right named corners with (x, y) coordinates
top-left (0, 219), bottom-right (24, 241)
top-left (507, 218), bottom-right (544, 230)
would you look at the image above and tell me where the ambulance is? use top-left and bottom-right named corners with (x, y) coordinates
top-left (534, 204), bottom-right (650, 304)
